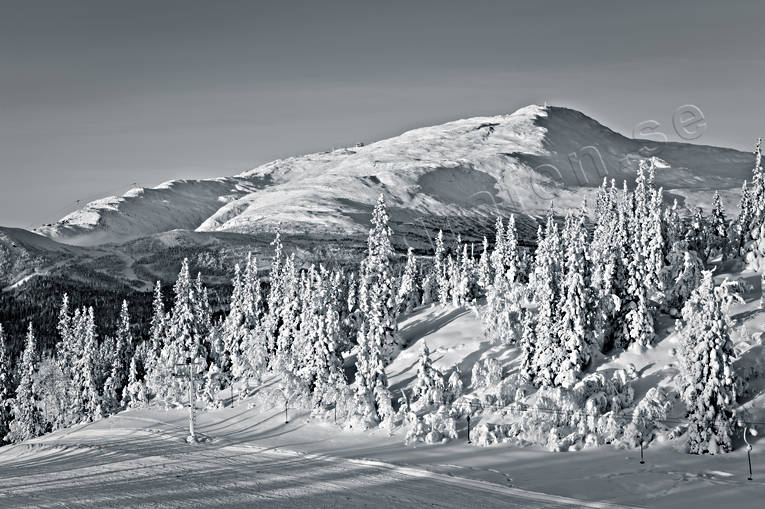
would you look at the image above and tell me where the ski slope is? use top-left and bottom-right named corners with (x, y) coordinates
top-left (1, 282), bottom-right (763, 509)
top-left (0, 388), bottom-right (760, 509)
top-left (0, 415), bottom-right (633, 509)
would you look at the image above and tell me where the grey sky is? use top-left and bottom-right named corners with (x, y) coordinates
top-left (1, 0), bottom-right (763, 228)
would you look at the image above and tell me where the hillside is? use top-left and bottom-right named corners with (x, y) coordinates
top-left (1, 285), bottom-right (762, 508)
top-left (35, 105), bottom-right (753, 247)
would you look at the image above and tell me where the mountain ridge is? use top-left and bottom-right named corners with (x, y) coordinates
top-left (30, 105), bottom-right (754, 246)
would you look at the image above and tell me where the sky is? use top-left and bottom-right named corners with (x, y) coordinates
top-left (1, 0), bottom-right (763, 228)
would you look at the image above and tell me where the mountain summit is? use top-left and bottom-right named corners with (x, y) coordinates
top-left (37, 105), bottom-right (753, 246)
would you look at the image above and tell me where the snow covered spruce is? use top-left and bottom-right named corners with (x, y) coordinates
top-left (1, 149), bottom-right (764, 456)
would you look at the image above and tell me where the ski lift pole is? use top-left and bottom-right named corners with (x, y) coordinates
top-left (466, 400), bottom-right (480, 444)
top-left (174, 357), bottom-right (202, 443)
top-left (744, 427), bottom-right (754, 481)
top-left (188, 364), bottom-right (196, 440)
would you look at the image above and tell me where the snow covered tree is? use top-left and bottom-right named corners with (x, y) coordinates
top-left (316, 269), bottom-right (348, 407)
top-left (590, 179), bottom-right (623, 352)
top-left (0, 325), bottom-right (13, 442)
top-left (359, 194), bottom-right (400, 364)
top-left (62, 307), bottom-right (84, 422)
top-left (241, 333), bottom-right (268, 391)
top-left (56, 294), bottom-right (74, 368)
top-left (447, 254), bottom-right (459, 307)
top-left (53, 294), bottom-right (78, 426)
top-left (554, 212), bottom-right (592, 387)
top-left (518, 307), bottom-right (536, 383)
top-left (709, 191), bottom-right (729, 259)
top-left (412, 342), bottom-right (445, 406)
top-left (341, 271), bottom-right (363, 343)
top-left (241, 253), bottom-right (264, 327)
top-left (740, 139), bottom-right (765, 270)
top-left (6, 324), bottom-right (45, 443)
top-left (458, 242), bottom-right (479, 305)
top-left (412, 341), bottom-right (434, 398)
top-left (434, 230), bottom-right (450, 305)
top-left (446, 370), bottom-right (463, 403)
top-left (735, 180), bottom-right (753, 259)
top-left (122, 355), bottom-right (148, 408)
top-left (646, 185), bottom-right (666, 290)
top-left (685, 207), bottom-right (710, 262)
top-left (678, 272), bottom-right (739, 454)
top-left (264, 231), bottom-right (285, 354)
top-left (616, 165), bottom-right (656, 351)
top-left (661, 242), bottom-right (704, 316)
top-left (223, 254), bottom-right (268, 390)
top-left (471, 357), bottom-right (503, 390)
top-left (482, 278), bottom-right (523, 345)
top-left (222, 263), bottom-right (246, 385)
top-left (103, 300), bottom-right (133, 412)
top-left (482, 215), bottom-right (524, 344)
top-left (149, 259), bottom-right (208, 405)
top-left (628, 161), bottom-right (664, 293)
top-left (80, 307), bottom-right (103, 421)
top-left (193, 272), bottom-right (213, 342)
top-left (292, 266), bottom-right (346, 409)
top-left (531, 211), bottom-right (563, 385)
top-left (593, 176), bottom-right (613, 223)
top-left (490, 217), bottom-right (506, 279)
top-left (146, 282), bottom-right (167, 371)
top-left (396, 247), bottom-right (419, 314)
top-left (620, 285), bottom-right (654, 351)
top-left (229, 253), bottom-right (266, 385)
top-left (351, 320), bottom-right (393, 428)
top-left (171, 260), bottom-right (206, 355)
top-left (503, 214), bottom-right (520, 284)
top-left (663, 199), bottom-right (685, 254)
top-left (272, 254), bottom-right (302, 394)
top-left (477, 236), bottom-right (492, 290)
top-left (349, 195), bottom-right (401, 427)
top-left (420, 271), bottom-right (436, 306)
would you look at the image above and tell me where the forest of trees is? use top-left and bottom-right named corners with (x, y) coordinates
top-left (1, 141), bottom-right (764, 455)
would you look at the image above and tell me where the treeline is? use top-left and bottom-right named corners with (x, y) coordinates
top-left (0, 276), bottom-right (156, 356)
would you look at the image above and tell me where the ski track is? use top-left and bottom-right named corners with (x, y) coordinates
top-left (0, 427), bottom-right (640, 509)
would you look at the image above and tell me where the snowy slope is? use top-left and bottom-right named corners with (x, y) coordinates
top-left (1, 284), bottom-right (763, 508)
top-left (0, 227), bottom-right (84, 288)
top-left (35, 105), bottom-right (754, 246)
top-left (37, 178), bottom-right (267, 246)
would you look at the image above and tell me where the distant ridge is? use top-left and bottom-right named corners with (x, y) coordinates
top-left (33, 105), bottom-right (752, 246)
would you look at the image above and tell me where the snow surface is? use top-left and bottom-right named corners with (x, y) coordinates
top-left (2, 291), bottom-right (763, 508)
top-left (35, 105), bottom-right (754, 246)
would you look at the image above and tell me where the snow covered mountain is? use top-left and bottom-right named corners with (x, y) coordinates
top-left (36, 105), bottom-right (754, 246)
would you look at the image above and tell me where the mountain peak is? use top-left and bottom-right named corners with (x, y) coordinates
top-left (34, 107), bottom-right (753, 246)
